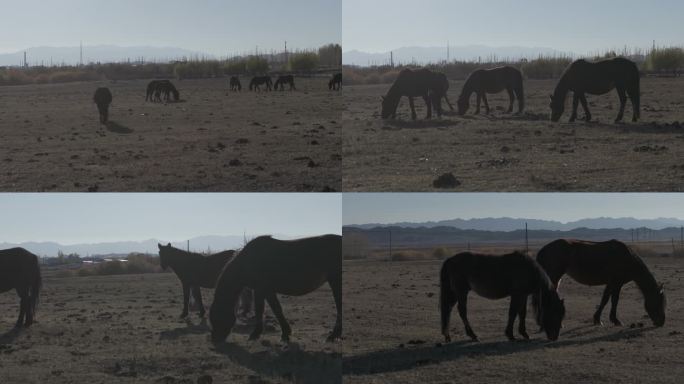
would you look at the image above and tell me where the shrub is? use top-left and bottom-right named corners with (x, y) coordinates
top-left (246, 56), bottom-right (269, 74)
top-left (289, 52), bottom-right (320, 73)
top-left (432, 247), bottom-right (449, 260)
top-left (646, 47), bottom-right (684, 74)
top-left (224, 59), bottom-right (247, 75)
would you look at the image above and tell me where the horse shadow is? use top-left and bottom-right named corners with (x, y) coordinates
top-left (106, 121), bottom-right (134, 134)
top-left (343, 327), bottom-right (652, 376)
top-left (383, 118), bottom-right (460, 130)
top-left (0, 327), bottom-right (22, 344)
top-left (159, 318), bottom-right (210, 340)
top-left (213, 341), bottom-right (341, 384)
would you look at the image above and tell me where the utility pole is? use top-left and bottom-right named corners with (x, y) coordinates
top-left (23, 51), bottom-right (27, 68)
top-left (525, 222), bottom-right (529, 255)
top-left (187, 240), bottom-right (190, 253)
top-left (388, 230), bottom-right (392, 261)
top-left (447, 40), bottom-right (450, 62)
top-left (390, 51), bottom-right (394, 67)
top-left (80, 41), bottom-right (83, 67)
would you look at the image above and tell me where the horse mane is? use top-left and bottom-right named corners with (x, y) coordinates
top-left (620, 241), bottom-right (660, 296)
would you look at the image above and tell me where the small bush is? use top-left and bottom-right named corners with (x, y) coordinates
top-left (289, 52), bottom-right (320, 73)
top-left (432, 247), bottom-right (449, 260)
top-left (246, 56), bottom-right (270, 74)
top-left (224, 59), bottom-right (247, 75)
top-left (646, 47), bottom-right (684, 74)
top-left (391, 250), bottom-right (427, 261)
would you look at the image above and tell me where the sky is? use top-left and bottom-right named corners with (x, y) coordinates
top-left (343, 193), bottom-right (684, 225)
top-left (0, 0), bottom-right (341, 55)
top-left (343, 0), bottom-right (684, 54)
top-left (0, 193), bottom-right (341, 244)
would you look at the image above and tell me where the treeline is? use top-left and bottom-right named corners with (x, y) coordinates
top-left (344, 46), bottom-right (684, 85)
top-left (0, 43), bottom-right (342, 86)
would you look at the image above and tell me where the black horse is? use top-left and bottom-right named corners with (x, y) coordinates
top-left (381, 68), bottom-right (449, 120)
top-left (249, 76), bottom-right (273, 92)
top-left (550, 58), bottom-right (640, 123)
top-left (93, 87), bottom-right (113, 124)
top-left (0, 248), bottom-right (42, 328)
top-left (210, 234), bottom-right (342, 343)
top-left (158, 243), bottom-right (236, 319)
top-left (146, 80), bottom-right (179, 102)
top-left (274, 75), bottom-right (296, 91)
top-left (457, 66), bottom-right (524, 115)
top-left (229, 76), bottom-right (242, 91)
top-left (440, 251), bottom-right (565, 342)
top-left (536, 239), bottom-right (665, 327)
top-left (329, 73), bottom-right (342, 91)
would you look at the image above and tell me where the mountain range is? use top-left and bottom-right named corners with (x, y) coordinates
top-left (0, 45), bottom-right (213, 66)
top-left (347, 217), bottom-right (684, 232)
top-left (343, 45), bottom-right (577, 66)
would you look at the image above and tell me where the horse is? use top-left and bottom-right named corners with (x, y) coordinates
top-left (209, 234), bottom-right (342, 343)
top-left (156, 81), bottom-right (180, 102)
top-left (0, 248), bottom-right (42, 328)
top-left (93, 87), bottom-right (113, 124)
top-left (146, 80), bottom-right (166, 101)
top-left (229, 76), bottom-right (242, 91)
top-left (536, 239), bottom-right (665, 327)
top-left (457, 66), bottom-right (524, 115)
top-left (440, 251), bottom-right (565, 342)
top-left (329, 73), bottom-right (342, 91)
top-left (274, 75), bottom-right (296, 91)
top-left (249, 76), bottom-right (273, 92)
top-left (549, 58), bottom-right (640, 123)
top-left (158, 243), bottom-right (237, 319)
top-left (432, 72), bottom-right (455, 113)
top-left (381, 68), bottom-right (449, 120)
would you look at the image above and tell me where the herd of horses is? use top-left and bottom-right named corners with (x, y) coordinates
top-left (1, 234), bottom-right (342, 345)
top-left (1, 235), bottom-right (666, 345)
top-left (382, 57), bottom-right (641, 124)
top-left (440, 239), bottom-right (665, 342)
top-left (91, 72), bottom-right (342, 124)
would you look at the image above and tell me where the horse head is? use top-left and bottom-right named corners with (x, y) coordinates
top-left (549, 94), bottom-right (564, 122)
top-left (457, 96), bottom-right (469, 115)
top-left (381, 95), bottom-right (398, 119)
top-left (157, 243), bottom-right (172, 270)
top-left (541, 290), bottom-right (565, 341)
top-left (645, 283), bottom-right (666, 327)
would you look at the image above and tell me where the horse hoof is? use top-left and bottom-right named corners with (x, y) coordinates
top-left (611, 320), bottom-right (623, 326)
top-left (520, 332), bottom-right (530, 340)
top-left (593, 319), bottom-right (603, 326)
top-left (248, 334), bottom-right (261, 341)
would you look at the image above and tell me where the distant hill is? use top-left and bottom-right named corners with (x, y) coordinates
top-left (343, 45), bottom-right (576, 66)
top-left (0, 45), bottom-right (213, 66)
top-left (348, 217), bottom-right (684, 232)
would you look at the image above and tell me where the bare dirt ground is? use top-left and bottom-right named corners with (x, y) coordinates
top-left (0, 272), bottom-right (341, 384)
top-left (343, 77), bottom-right (684, 191)
top-left (0, 77), bottom-right (341, 192)
top-left (343, 257), bottom-right (684, 383)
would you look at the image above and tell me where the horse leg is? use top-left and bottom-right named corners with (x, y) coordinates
top-left (506, 88), bottom-right (515, 113)
top-left (517, 295), bottom-right (529, 340)
top-left (265, 293), bottom-right (292, 343)
top-left (482, 94), bottom-right (490, 114)
top-left (475, 93), bottom-right (481, 115)
top-left (456, 293), bottom-right (478, 341)
top-left (593, 284), bottom-right (612, 325)
top-left (408, 97), bottom-right (417, 120)
top-left (578, 94), bottom-right (591, 122)
top-left (444, 95), bottom-right (455, 111)
top-left (192, 287), bottom-right (205, 318)
top-left (180, 283), bottom-right (190, 318)
top-left (506, 295), bottom-right (523, 341)
top-left (614, 86), bottom-right (627, 123)
top-left (569, 93), bottom-right (579, 122)
top-left (249, 290), bottom-right (266, 340)
top-left (423, 95), bottom-right (432, 119)
top-left (609, 285), bottom-right (624, 326)
top-left (326, 274), bottom-right (343, 342)
top-left (627, 84), bottom-right (640, 122)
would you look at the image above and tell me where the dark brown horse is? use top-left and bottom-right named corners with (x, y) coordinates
top-left (550, 58), bottom-right (640, 123)
top-left (457, 66), bottom-right (524, 115)
top-left (210, 234), bottom-right (341, 343)
top-left (536, 239), bottom-right (665, 327)
top-left (0, 248), bottom-right (42, 328)
top-left (329, 73), bottom-right (342, 91)
top-left (440, 251), bottom-right (564, 342)
top-left (93, 87), bottom-right (113, 124)
top-left (249, 76), bottom-right (273, 92)
top-left (229, 76), bottom-right (242, 91)
top-left (274, 75), bottom-right (296, 91)
top-left (158, 243), bottom-right (236, 319)
top-left (381, 68), bottom-right (449, 120)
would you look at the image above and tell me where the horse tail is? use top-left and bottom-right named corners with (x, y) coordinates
top-left (531, 289), bottom-right (542, 325)
top-left (634, 69), bottom-right (641, 119)
top-left (517, 72), bottom-right (525, 113)
top-left (439, 258), bottom-right (457, 338)
top-left (29, 255), bottom-right (42, 315)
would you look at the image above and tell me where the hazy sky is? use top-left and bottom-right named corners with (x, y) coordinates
top-left (344, 193), bottom-right (684, 225)
top-left (343, 0), bottom-right (684, 53)
top-left (0, 0), bottom-right (341, 55)
top-left (0, 193), bottom-right (341, 244)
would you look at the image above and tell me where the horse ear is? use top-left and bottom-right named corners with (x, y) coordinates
top-left (157, 243), bottom-right (162, 249)
top-left (167, 242), bottom-right (171, 247)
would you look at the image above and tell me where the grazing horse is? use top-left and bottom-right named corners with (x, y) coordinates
top-left (536, 239), bottom-right (665, 327)
top-left (457, 66), bottom-right (524, 115)
top-left (229, 76), bottom-right (242, 91)
top-left (440, 251), bottom-right (565, 342)
top-left (210, 234), bottom-right (342, 343)
top-left (274, 75), bottom-right (296, 91)
top-left (146, 80), bottom-right (179, 102)
top-left (550, 58), bottom-right (640, 123)
top-left (381, 68), bottom-right (449, 120)
top-left (146, 80), bottom-right (165, 101)
top-left (0, 248), bottom-right (42, 328)
top-left (329, 73), bottom-right (342, 90)
top-left (158, 243), bottom-right (236, 319)
top-left (249, 76), bottom-right (273, 92)
top-left (93, 87), bottom-right (113, 124)
top-left (432, 72), bottom-right (455, 113)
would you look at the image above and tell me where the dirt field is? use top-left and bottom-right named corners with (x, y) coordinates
top-left (342, 77), bottom-right (684, 191)
top-left (0, 272), bottom-right (341, 384)
top-left (0, 77), bottom-right (341, 192)
top-left (343, 257), bottom-right (684, 383)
